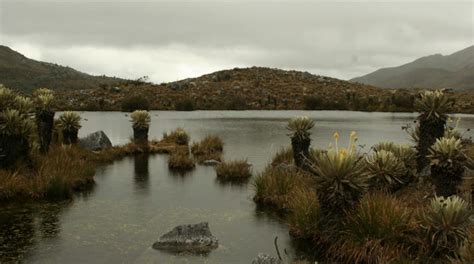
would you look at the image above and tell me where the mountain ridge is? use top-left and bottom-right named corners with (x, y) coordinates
top-left (350, 45), bottom-right (474, 91)
top-left (0, 45), bottom-right (123, 93)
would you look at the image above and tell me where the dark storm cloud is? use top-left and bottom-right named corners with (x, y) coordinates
top-left (0, 0), bottom-right (472, 82)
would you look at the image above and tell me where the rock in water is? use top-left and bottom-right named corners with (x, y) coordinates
top-left (79, 130), bottom-right (112, 151)
top-left (252, 253), bottom-right (282, 264)
top-left (202, 159), bottom-right (221, 166)
top-left (152, 222), bottom-right (218, 253)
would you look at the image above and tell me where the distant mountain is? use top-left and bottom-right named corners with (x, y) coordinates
top-left (350, 45), bottom-right (474, 91)
top-left (0, 45), bottom-right (123, 93)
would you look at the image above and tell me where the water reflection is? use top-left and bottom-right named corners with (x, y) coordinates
top-left (0, 202), bottom-right (67, 262)
top-left (133, 154), bottom-right (150, 191)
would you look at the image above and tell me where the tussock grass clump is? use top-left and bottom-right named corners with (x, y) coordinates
top-left (191, 135), bottom-right (224, 163)
top-left (168, 151), bottom-right (195, 171)
top-left (162, 128), bottom-right (189, 145)
top-left (0, 146), bottom-right (94, 200)
top-left (253, 165), bottom-right (308, 210)
top-left (215, 160), bottom-right (252, 181)
top-left (329, 193), bottom-right (414, 263)
top-left (419, 196), bottom-right (472, 260)
top-left (271, 147), bottom-right (293, 166)
top-left (287, 186), bottom-right (320, 238)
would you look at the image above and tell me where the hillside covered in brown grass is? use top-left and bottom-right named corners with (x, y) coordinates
top-left (54, 67), bottom-right (474, 113)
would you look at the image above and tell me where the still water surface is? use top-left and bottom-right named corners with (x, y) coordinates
top-left (1, 111), bottom-right (473, 263)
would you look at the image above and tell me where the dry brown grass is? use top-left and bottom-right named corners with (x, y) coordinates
top-left (161, 128), bottom-right (190, 145)
top-left (215, 160), bottom-right (252, 181)
top-left (191, 135), bottom-right (224, 163)
top-left (168, 150), bottom-right (195, 171)
top-left (253, 165), bottom-right (313, 211)
top-left (271, 147), bottom-right (293, 166)
top-left (0, 146), bottom-right (95, 200)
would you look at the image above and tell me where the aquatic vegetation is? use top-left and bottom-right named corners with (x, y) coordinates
top-left (365, 150), bottom-right (408, 191)
top-left (419, 196), bottom-right (472, 260)
top-left (311, 132), bottom-right (368, 216)
top-left (59, 111), bottom-right (81, 144)
top-left (215, 160), bottom-right (252, 181)
top-left (287, 116), bottom-right (315, 169)
top-left (191, 135), bottom-right (224, 163)
top-left (162, 128), bottom-right (189, 145)
top-left (328, 193), bottom-right (413, 263)
top-left (414, 90), bottom-right (453, 171)
top-left (168, 150), bottom-right (195, 171)
top-left (253, 165), bottom-right (305, 210)
top-left (130, 110), bottom-right (150, 143)
top-left (428, 137), bottom-right (467, 197)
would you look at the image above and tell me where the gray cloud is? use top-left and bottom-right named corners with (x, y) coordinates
top-left (1, 0), bottom-right (472, 82)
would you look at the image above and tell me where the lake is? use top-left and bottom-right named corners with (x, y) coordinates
top-left (1, 111), bottom-right (473, 263)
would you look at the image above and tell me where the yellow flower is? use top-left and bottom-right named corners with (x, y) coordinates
top-left (339, 148), bottom-right (348, 158)
top-left (333, 132), bottom-right (340, 141)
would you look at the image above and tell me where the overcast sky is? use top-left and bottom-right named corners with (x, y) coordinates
top-left (0, 0), bottom-right (473, 83)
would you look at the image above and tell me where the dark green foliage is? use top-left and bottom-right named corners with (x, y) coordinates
top-left (174, 98), bottom-right (195, 111)
top-left (36, 110), bottom-right (55, 153)
top-left (121, 95), bottom-right (150, 112)
top-left (304, 96), bottom-right (323, 110)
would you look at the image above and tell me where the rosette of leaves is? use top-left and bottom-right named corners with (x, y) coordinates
top-left (287, 116), bottom-right (315, 169)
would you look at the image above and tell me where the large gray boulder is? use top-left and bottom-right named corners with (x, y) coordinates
top-left (152, 222), bottom-right (218, 253)
top-left (252, 253), bottom-right (282, 264)
top-left (79, 130), bottom-right (112, 151)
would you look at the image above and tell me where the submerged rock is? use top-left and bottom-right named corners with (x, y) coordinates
top-left (202, 159), bottom-right (221, 166)
top-left (79, 130), bottom-right (112, 151)
top-left (152, 222), bottom-right (218, 253)
top-left (252, 253), bottom-right (282, 264)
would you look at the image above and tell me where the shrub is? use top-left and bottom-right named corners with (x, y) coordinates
top-left (168, 151), bottom-right (195, 171)
top-left (121, 95), bottom-right (150, 112)
top-left (191, 135), bottom-right (224, 163)
top-left (415, 90), bottom-right (453, 171)
top-left (419, 196), bottom-right (472, 260)
top-left (215, 160), bottom-right (252, 181)
top-left (287, 116), bottom-right (315, 169)
top-left (224, 96), bottom-right (247, 110)
top-left (59, 111), bottom-right (81, 144)
top-left (365, 150), bottom-right (408, 191)
top-left (174, 98), bottom-right (195, 111)
top-left (329, 193), bottom-right (413, 263)
top-left (428, 137), bottom-right (467, 197)
top-left (311, 132), bottom-right (368, 217)
top-left (130, 110), bottom-right (150, 143)
top-left (162, 128), bottom-right (189, 145)
top-left (303, 96), bottom-right (323, 110)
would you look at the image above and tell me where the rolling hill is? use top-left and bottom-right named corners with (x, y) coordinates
top-left (350, 45), bottom-right (474, 91)
top-left (0, 45), bottom-right (123, 93)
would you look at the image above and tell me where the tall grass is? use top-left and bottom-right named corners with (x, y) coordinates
top-left (191, 135), bottom-right (224, 163)
top-left (215, 160), bottom-right (252, 181)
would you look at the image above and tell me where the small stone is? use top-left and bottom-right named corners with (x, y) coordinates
top-left (251, 253), bottom-right (282, 264)
top-left (152, 222), bottom-right (218, 253)
top-left (79, 130), bottom-right (112, 151)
